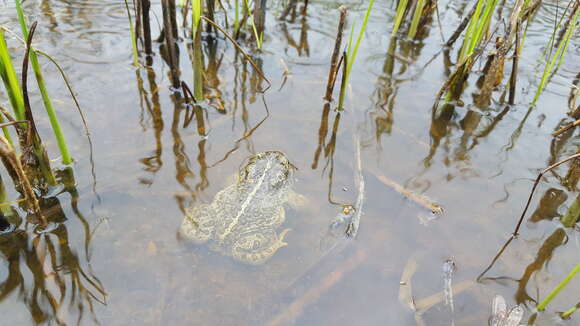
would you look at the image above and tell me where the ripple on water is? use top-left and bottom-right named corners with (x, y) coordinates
top-left (60, 29), bottom-right (132, 64)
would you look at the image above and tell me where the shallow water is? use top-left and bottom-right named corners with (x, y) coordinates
top-left (0, 0), bottom-right (579, 325)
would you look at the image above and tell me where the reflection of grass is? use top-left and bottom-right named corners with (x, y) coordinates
top-left (0, 197), bottom-right (107, 325)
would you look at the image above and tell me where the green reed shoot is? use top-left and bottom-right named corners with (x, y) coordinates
top-left (407, 0), bottom-right (426, 38)
top-left (0, 30), bottom-right (22, 144)
top-left (123, 0), bottom-right (139, 66)
top-left (532, 3), bottom-right (578, 105)
top-left (192, 31), bottom-right (204, 101)
top-left (243, 0), bottom-right (263, 49)
top-left (0, 178), bottom-right (11, 217)
top-left (391, 0), bottom-right (409, 36)
top-left (458, 0), bottom-right (499, 62)
top-left (14, 0), bottom-right (72, 164)
top-left (338, 0), bottom-right (375, 110)
top-left (234, 0), bottom-right (240, 33)
top-left (537, 262), bottom-right (580, 311)
top-left (0, 29), bottom-right (25, 122)
top-left (192, 0), bottom-right (202, 37)
top-left (561, 303), bottom-right (580, 319)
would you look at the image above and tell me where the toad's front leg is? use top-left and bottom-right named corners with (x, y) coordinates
top-left (179, 204), bottom-right (215, 243)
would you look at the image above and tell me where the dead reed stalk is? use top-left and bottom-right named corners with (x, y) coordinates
top-left (324, 6), bottom-right (347, 102)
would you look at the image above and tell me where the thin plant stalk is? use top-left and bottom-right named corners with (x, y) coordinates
top-left (392, 0), bottom-right (409, 36)
top-left (192, 29), bottom-right (204, 101)
top-left (532, 2), bottom-right (579, 105)
top-left (408, 0), bottom-right (426, 38)
top-left (21, 22), bottom-right (57, 186)
top-left (243, 0), bottom-right (263, 49)
top-left (561, 303), bottom-right (580, 319)
top-left (536, 263), bottom-right (580, 311)
top-left (124, 0), bottom-right (140, 66)
top-left (458, 0), bottom-right (485, 61)
top-left (459, 0), bottom-right (499, 62)
top-left (234, 0), bottom-right (240, 32)
top-left (192, 0), bottom-right (202, 37)
top-left (202, 16), bottom-right (271, 91)
top-left (338, 0), bottom-right (375, 109)
top-left (324, 6), bottom-right (347, 101)
top-left (0, 29), bottom-right (25, 121)
top-left (14, 0), bottom-right (72, 164)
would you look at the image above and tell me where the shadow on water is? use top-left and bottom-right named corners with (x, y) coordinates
top-left (0, 169), bottom-right (106, 326)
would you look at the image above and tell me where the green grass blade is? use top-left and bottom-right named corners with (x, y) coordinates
top-left (459, 0), bottom-right (484, 61)
top-left (123, 0), bottom-right (139, 66)
top-left (537, 263), bottom-right (580, 311)
top-left (407, 0), bottom-right (426, 38)
top-left (391, 0), bottom-right (409, 36)
top-left (347, 0), bottom-right (375, 77)
top-left (234, 0), bottom-right (240, 32)
top-left (192, 0), bottom-right (202, 37)
top-left (532, 5), bottom-right (579, 105)
top-left (243, 0), bottom-right (263, 49)
top-left (0, 29), bottom-right (25, 121)
top-left (14, 0), bottom-right (72, 164)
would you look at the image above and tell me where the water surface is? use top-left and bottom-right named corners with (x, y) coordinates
top-left (1, 0), bottom-right (579, 325)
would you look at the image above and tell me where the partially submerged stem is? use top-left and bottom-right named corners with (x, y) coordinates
top-left (0, 136), bottom-right (44, 224)
top-left (324, 6), bottom-right (347, 102)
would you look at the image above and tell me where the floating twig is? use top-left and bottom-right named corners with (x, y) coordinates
top-left (376, 175), bottom-right (443, 215)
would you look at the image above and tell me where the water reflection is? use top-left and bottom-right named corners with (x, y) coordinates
top-left (2, 0), bottom-right (580, 323)
top-left (279, 12), bottom-right (310, 57)
top-left (311, 102), bottom-right (343, 206)
top-left (0, 170), bottom-right (106, 325)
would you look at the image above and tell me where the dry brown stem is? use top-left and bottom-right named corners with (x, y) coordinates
top-left (324, 6), bottom-right (347, 101)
